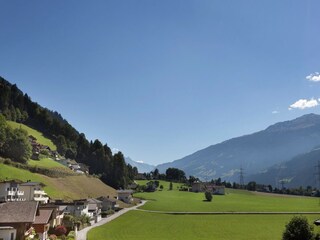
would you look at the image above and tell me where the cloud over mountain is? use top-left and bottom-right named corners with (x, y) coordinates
top-left (289, 98), bottom-right (318, 110)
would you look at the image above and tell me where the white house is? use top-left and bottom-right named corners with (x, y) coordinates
top-left (0, 181), bottom-right (25, 202)
top-left (117, 190), bottom-right (133, 204)
top-left (20, 182), bottom-right (49, 204)
top-left (56, 199), bottom-right (90, 218)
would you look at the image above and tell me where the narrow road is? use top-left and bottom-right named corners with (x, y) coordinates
top-left (136, 208), bottom-right (320, 215)
top-left (77, 200), bottom-right (146, 240)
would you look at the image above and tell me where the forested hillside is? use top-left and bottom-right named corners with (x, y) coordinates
top-left (0, 76), bottom-right (137, 188)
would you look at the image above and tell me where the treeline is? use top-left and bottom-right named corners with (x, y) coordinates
top-left (0, 77), bottom-right (137, 189)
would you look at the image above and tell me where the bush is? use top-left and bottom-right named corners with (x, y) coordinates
top-left (205, 191), bottom-right (212, 201)
top-left (54, 225), bottom-right (67, 236)
top-left (282, 216), bottom-right (314, 240)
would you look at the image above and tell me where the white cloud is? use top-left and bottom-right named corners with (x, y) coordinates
top-left (306, 72), bottom-right (320, 82)
top-left (272, 110), bottom-right (279, 114)
top-left (136, 160), bottom-right (144, 163)
top-left (289, 98), bottom-right (319, 110)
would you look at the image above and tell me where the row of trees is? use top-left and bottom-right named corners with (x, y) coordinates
top-left (0, 77), bottom-right (137, 189)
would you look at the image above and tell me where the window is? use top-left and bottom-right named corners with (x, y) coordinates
top-left (11, 232), bottom-right (14, 240)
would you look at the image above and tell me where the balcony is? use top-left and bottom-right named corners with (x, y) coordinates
top-left (7, 190), bottom-right (24, 196)
top-left (34, 190), bottom-right (45, 195)
top-left (34, 196), bottom-right (49, 203)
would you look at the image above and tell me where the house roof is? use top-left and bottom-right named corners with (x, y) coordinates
top-left (97, 196), bottom-right (117, 203)
top-left (0, 201), bottom-right (38, 223)
top-left (33, 209), bottom-right (53, 225)
top-left (117, 190), bottom-right (133, 194)
top-left (87, 198), bottom-right (102, 204)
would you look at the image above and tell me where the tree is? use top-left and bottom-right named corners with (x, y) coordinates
top-left (247, 181), bottom-right (257, 191)
top-left (169, 181), bottom-right (173, 190)
top-left (282, 216), bottom-right (314, 240)
top-left (159, 185), bottom-right (164, 190)
top-left (205, 191), bottom-right (213, 201)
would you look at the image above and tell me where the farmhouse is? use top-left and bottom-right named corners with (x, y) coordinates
top-left (191, 182), bottom-right (225, 195)
top-left (32, 209), bottom-right (53, 240)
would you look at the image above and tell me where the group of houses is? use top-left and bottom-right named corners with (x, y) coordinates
top-left (0, 180), bottom-right (134, 240)
top-left (28, 135), bottom-right (58, 161)
top-left (191, 182), bottom-right (225, 195)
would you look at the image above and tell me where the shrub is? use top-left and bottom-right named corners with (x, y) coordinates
top-left (282, 216), bottom-right (314, 240)
top-left (205, 191), bottom-right (212, 201)
top-left (54, 225), bottom-right (67, 236)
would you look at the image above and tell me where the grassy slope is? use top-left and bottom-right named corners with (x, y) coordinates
top-left (7, 121), bottom-right (57, 150)
top-left (28, 158), bottom-right (66, 169)
top-left (0, 163), bottom-right (117, 201)
top-left (88, 211), bottom-right (319, 240)
top-left (134, 181), bottom-right (319, 212)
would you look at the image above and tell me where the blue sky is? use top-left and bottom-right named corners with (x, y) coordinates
top-left (1, 1), bottom-right (320, 165)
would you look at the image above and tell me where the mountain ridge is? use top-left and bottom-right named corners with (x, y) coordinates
top-left (156, 114), bottom-right (320, 183)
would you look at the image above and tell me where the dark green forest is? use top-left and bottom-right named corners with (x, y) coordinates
top-left (0, 76), bottom-right (137, 189)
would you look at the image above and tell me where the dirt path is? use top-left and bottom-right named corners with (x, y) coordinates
top-left (77, 200), bottom-right (146, 240)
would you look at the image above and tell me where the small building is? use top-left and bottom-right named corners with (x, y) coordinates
top-left (32, 209), bottom-right (53, 240)
top-left (0, 201), bottom-right (39, 240)
top-left (191, 182), bottom-right (225, 195)
top-left (97, 196), bottom-right (119, 211)
top-left (117, 190), bottom-right (133, 204)
top-left (0, 180), bottom-right (25, 202)
top-left (20, 182), bottom-right (49, 204)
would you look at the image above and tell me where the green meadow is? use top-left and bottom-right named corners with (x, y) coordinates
top-left (88, 211), bottom-right (320, 240)
top-left (28, 157), bottom-right (66, 169)
top-left (88, 180), bottom-right (320, 239)
top-left (134, 181), bottom-right (319, 212)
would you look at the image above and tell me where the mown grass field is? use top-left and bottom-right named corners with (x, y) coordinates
top-left (28, 157), bottom-right (66, 169)
top-left (88, 211), bottom-right (320, 240)
top-left (7, 121), bottom-right (57, 150)
top-left (88, 180), bottom-right (320, 239)
top-left (0, 163), bottom-right (117, 200)
top-left (134, 180), bottom-right (319, 212)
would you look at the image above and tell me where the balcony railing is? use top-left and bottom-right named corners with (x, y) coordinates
top-left (34, 190), bottom-right (45, 195)
top-left (7, 190), bottom-right (24, 196)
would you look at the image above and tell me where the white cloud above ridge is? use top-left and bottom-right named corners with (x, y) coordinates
top-left (289, 98), bottom-right (319, 110)
top-left (272, 110), bottom-right (279, 114)
top-left (306, 72), bottom-right (320, 82)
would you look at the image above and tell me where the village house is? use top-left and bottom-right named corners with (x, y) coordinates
top-left (191, 182), bottom-right (225, 195)
top-left (19, 182), bottom-right (49, 204)
top-left (32, 209), bottom-right (53, 240)
top-left (87, 198), bottom-right (102, 223)
top-left (0, 201), bottom-right (39, 240)
top-left (55, 199), bottom-right (90, 218)
top-left (117, 190), bottom-right (133, 204)
top-left (97, 196), bottom-right (119, 211)
top-left (39, 204), bottom-right (65, 228)
top-left (0, 180), bottom-right (25, 202)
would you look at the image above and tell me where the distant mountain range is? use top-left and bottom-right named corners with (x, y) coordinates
top-left (156, 114), bottom-right (320, 186)
top-left (125, 157), bottom-right (155, 173)
top-left (247, 147), bottom-right (320, 188)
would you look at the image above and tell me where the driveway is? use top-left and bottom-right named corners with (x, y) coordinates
top-left (77, 201), bottom-right (146, 240)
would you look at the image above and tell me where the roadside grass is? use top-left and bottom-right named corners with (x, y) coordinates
top-left (7, 121), bottom-right (57, 150)
top-left (88, 211), bottom-right (320, 240)
top-left (134, 181), bottom-right (320, 212)
top-left (0, 163), bottom-right (116, 200)
top-left (28, 157), bottom-right (66, 169)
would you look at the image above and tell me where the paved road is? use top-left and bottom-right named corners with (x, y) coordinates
top-left (77, 201), bottom-right (146, 240)
top-left (136, 209), bottom-right (320, 215)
